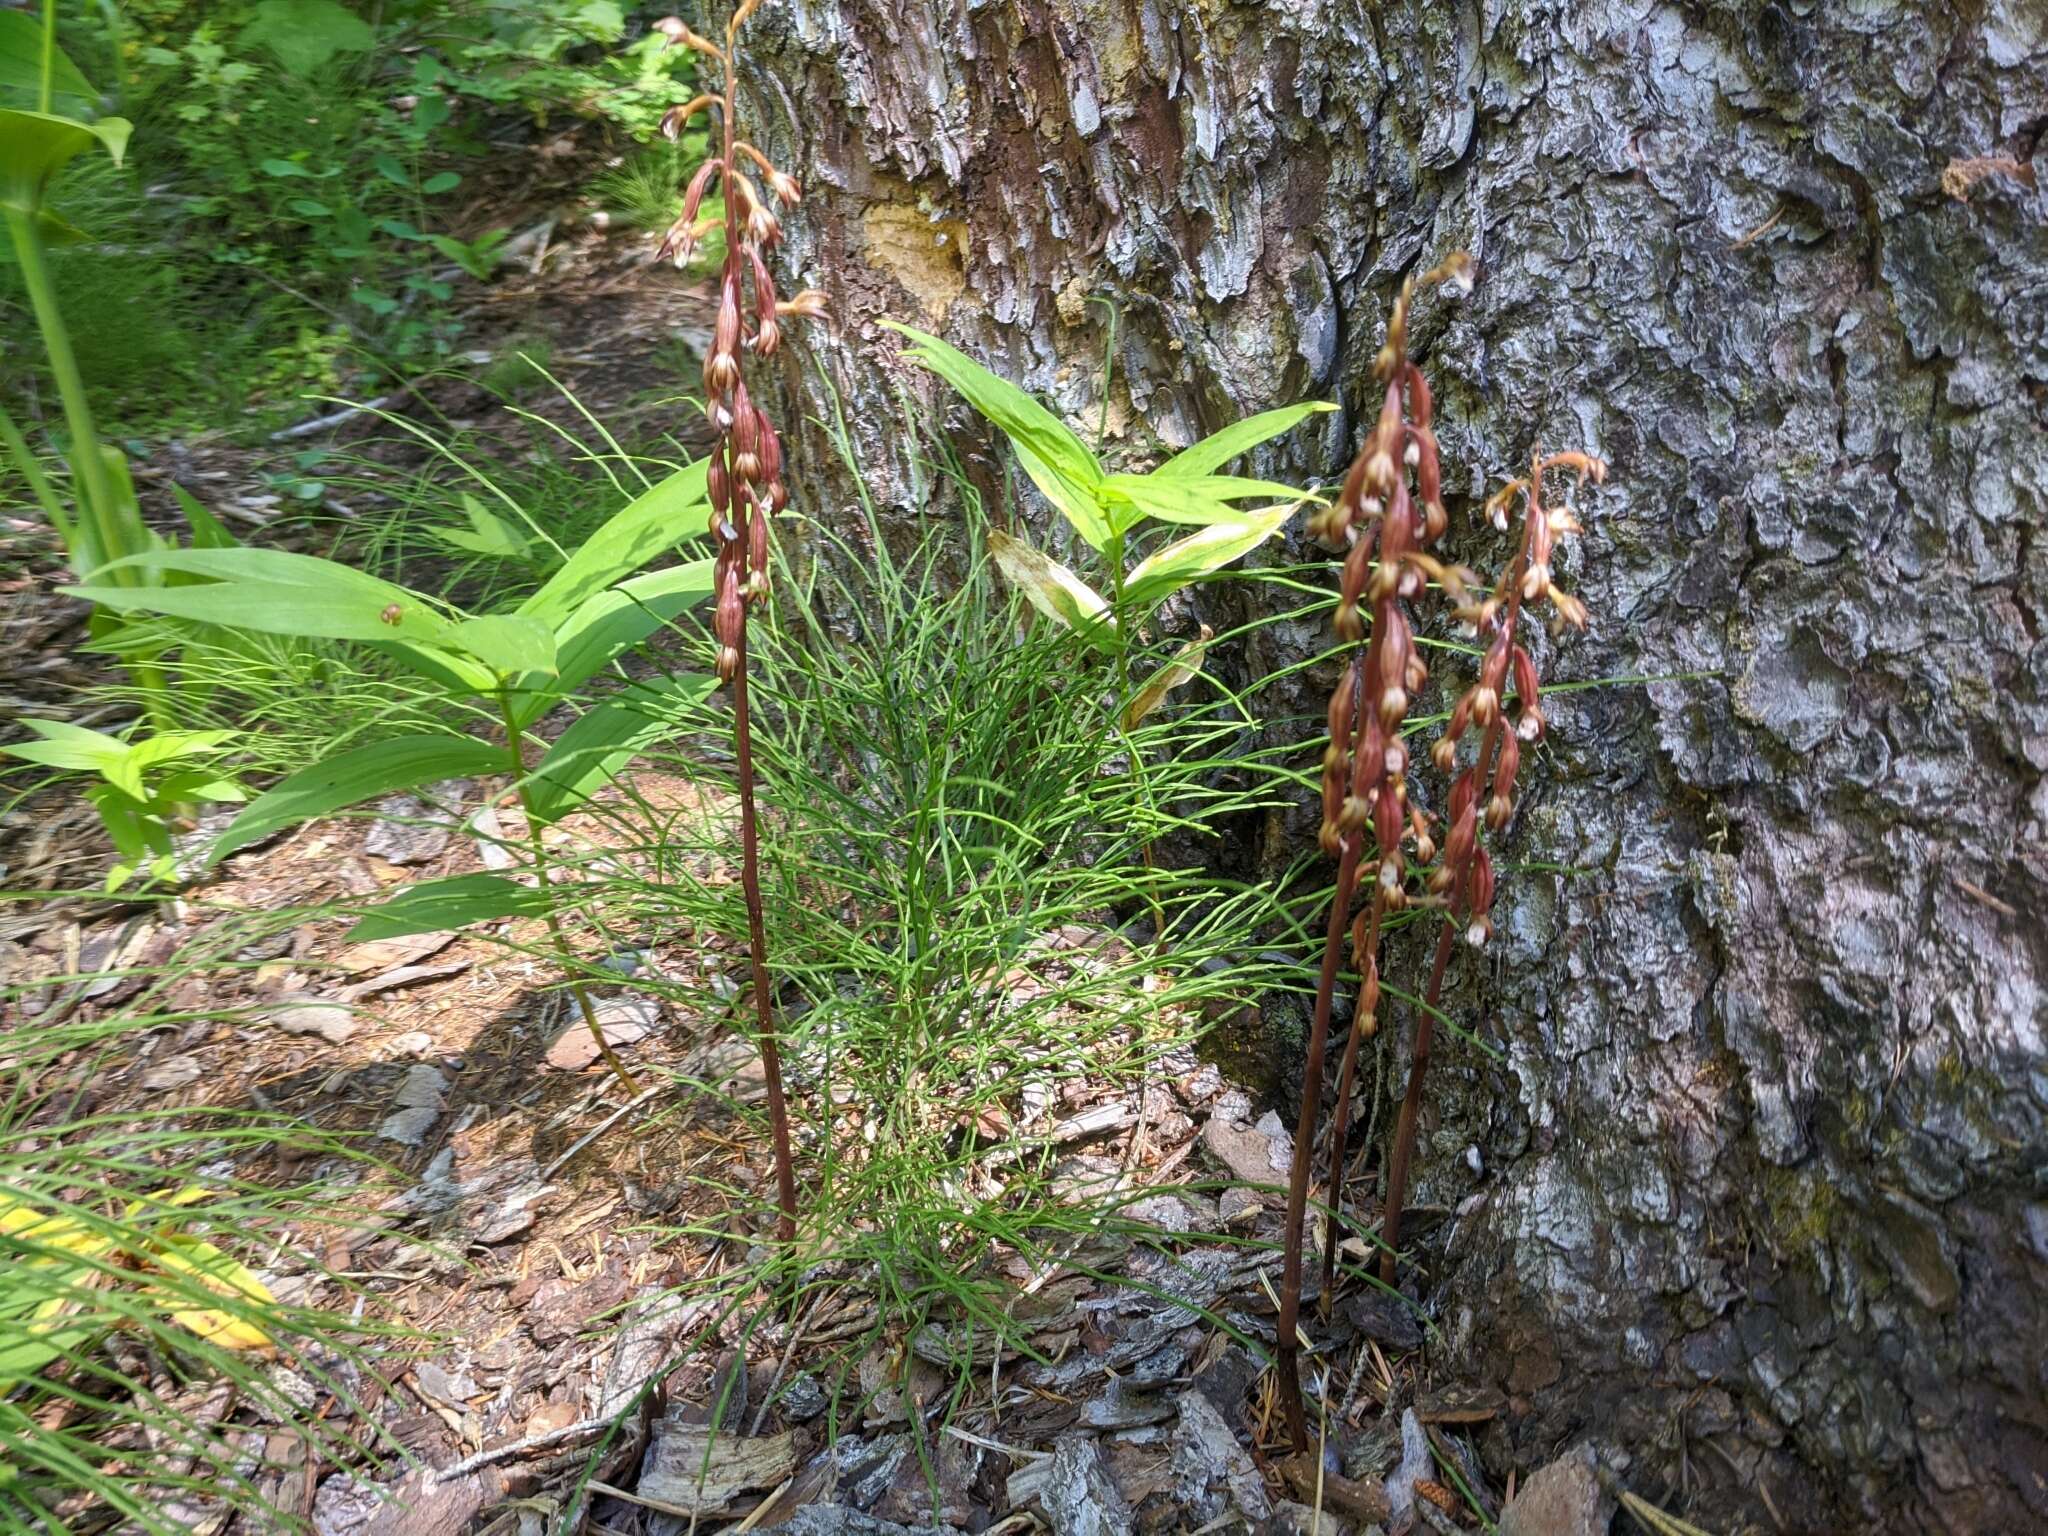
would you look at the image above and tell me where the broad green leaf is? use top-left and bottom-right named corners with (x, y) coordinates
top-left (1158, 402), bottom-right (1335, 479)
top-left (171, 485), bottom-right (239, 549)
top-left (212, 735), bottom-right (503, 862)
top-left (1, 718), bottom-right (128, 774)
top-left (0, 15), bottom-right (97, 113)
top-left (0, 108), bottom-right (130, 215)
top-left (106, 730), bottom-right (235, 800)
top-left (518, 460), bottom-right (711, 624)
top-left (67, 577), bottom-right (454, 646)
top-left (371, 641), bottom-right (498, 695)
top-left (345, 873), bottom-right (553, 942)
top-left (525, 673), bottom-right (716, 825)
top-left (1101, 473), bottom-right (1305, 530)
top-left (155, 770), bottom-right (246, 805)
top-left (65, 548), bottom-right (454, 646)
top-left (1122, 502), bottom-right (1301, 610)
top-left (987, 530), bottom-right (1114, 652)
top-left (1123, 626), bottom-right (1212, 730)
top-left (882, 322), bottom-right (1110, 549)
top-left (448, 614), bottom-right (556, 679)
top-left (519, 559), bottom-right (716, 725)
top-left (240, 0), bottom-right (375, 76)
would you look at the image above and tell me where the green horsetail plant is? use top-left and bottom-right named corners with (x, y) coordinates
top-left (886, 323), bottom-right (1326, 934)
top-left (60, 463), bottom-right (717, 1093)
top-left (652, 0), bottom-right (822, 1241)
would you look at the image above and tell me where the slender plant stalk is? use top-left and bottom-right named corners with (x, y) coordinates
top-left (496, 686), bottom-right (641, 1095)
top-left (1276, 821), bottom-right (1365, 1452)
top-left (730, 603), bottom-right (798, 1236)
top-left (1377, 920), bottom-right (1453, 1283)
top-left (4, 209), bottom-right (124, 580)
top-left (653, 0), bottom-right (823, 1243)
top-left (39, 0), bottom-right (56, 113)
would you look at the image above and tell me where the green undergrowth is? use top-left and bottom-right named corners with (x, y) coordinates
top-left (0, 914), bottom-right (405, 1534)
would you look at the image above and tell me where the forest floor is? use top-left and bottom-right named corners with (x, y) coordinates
top-left (3, 219), bottom-right (1546, 1536)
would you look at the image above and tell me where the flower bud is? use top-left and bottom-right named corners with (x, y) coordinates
top-left (1469, 685), bottom-right (1497, 725)
top-left (1485, 792), bottom-right (1513, 829)
top-left (778, 289), bottom-right (830, 320)
top-left (768, 168), bottom-right (801, 206)
top-left (1432, 735), bottom-right (1458, 772)
top-left (1338, 795), bottom-right (1371, 834)
top-left (1377, 685), bottom-right (1409, 727)
top-left (1378, 856), bottom-right (1402, 893)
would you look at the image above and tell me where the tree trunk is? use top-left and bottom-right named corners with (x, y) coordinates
top-left (742, 1), bottom-right (2048, 1529)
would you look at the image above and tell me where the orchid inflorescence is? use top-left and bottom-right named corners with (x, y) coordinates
top-left (652, 1), bottom-right (821, 1240)
top-left (654, 5), bottom-right (824, 689)
top-left (1277, 254), bottom-right (1605, 1451)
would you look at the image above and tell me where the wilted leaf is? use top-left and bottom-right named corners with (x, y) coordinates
top-left (988, 530), bottom-right (1114, 651)
top-left (1122, 626), bottom-right (1212, 729)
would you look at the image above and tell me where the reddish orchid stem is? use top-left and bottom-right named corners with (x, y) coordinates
top-left (1277, 827), bottom-right (1365, 1453)
top-left (1319, 883), bottom-right (1384, 1290)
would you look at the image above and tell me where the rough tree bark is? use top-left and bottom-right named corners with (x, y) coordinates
top-left (736, 2), bottom-right (2048, 1529)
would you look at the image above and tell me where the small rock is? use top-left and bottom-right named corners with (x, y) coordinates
top-left (1171, 1392), bottom-right (1272, 1522)
top-left (543, 996), bottom-right (657, 1071)
top-left (1344, 1289), bottom-right (1426, 1351)
top-left (467, 807), bottom-right (518, 871)
top-left (412, 1360), bottom-right (477, 1407)
top-left (1384, 1410), bottom-right (1433, 1519)
top-left (377, 1064), bottom-right (448, 1146)
top-left (1039, 1437), bottom-right (1132, 1536)
top-left (1497, 1444), bottom-right (1613, 1536)
top-left (338, 960), bottom-right (469, 1003)
top-left (384, 1030), bottom-right (436, 1059)
top-left (264, 995), bottom-right (359, 1045)
top-left (1268, 1501), bottom-right (1353, 1536)
top-left (335, 930), bottom-right (455, 975)
top-left (140, 1055), bottom-right (204, 1092)
top-left (774, 1371), bottom-right (828, 1422)
top-left (363, 793), bottom-right (457, 865)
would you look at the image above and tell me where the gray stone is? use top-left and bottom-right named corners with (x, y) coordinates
top-left (1497, 1445), bottom-right (1613, 1536)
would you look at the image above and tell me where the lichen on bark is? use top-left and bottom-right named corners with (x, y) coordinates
top-left (738, 0), bottom-right (2048, 1527)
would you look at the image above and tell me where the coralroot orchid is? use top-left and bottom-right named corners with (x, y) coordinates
top-left (1376, 447), bottom-right (1602, 1284)
top-left (1275, 254), bottom-right (1474, 1450)
top-left (655, 0), bottom-right (819, 1241)
top-left (1275, 256), bottom-right (1604, 1451)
